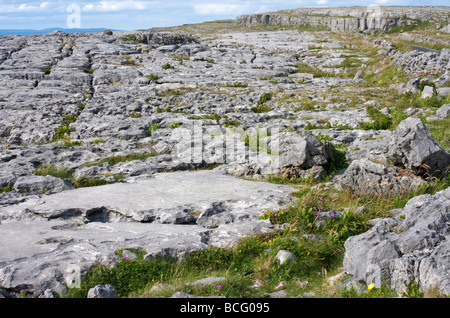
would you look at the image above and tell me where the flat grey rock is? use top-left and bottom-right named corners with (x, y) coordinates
top-left (0, 170), bottom-right (295, 224)
top-left (0, 170), bottom-right (295, 296)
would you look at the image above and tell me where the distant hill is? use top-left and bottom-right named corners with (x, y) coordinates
top-left (0, 28), bottom-right (123, 36)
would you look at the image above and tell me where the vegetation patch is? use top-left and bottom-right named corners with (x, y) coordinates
top-left (82, 152), bottom-right (159, 167)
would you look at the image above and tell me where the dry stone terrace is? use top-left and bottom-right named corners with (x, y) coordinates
top-left (0, 7), bottom-right (449, 297)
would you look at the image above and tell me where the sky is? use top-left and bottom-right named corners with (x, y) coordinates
top-left (0, 0), bottom-right (449, 31)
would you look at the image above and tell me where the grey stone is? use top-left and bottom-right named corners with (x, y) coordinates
top-left (0, 170), bottom-right (295, 224)
top-left (335, 158), bottom-right (426, 196)
top-left (264, 290), bottom-right (287, 297)
top-left (421, 85), bottom-right (435, 99)
top-left (314, 211), bottom-right (344, 228)
top-left (353, 69), bottom-right (364, 80)
top-left (13, 175), bottom-right (74, 194)
top-left (87, 284), bottom-right (117, 298)
top-left (39, 289), bottom-right (55, 298)
top-left (1, 11), bottom-right (450, 299)
top-left (343, 187), bottom-right (450, 295)
top-left (436, 104), bottom-right (450, 118)
top-left (122, 250), bottom-right (137, 260)
top-left (187, 277), bottom-right (226, 287)
top-left (437, 87), bottom-right (450, 96)
top-left (171, 291), bottom-right (226, 298)
top-left (0, 170), bottom-right (295, 296)
top-left (303, 234), bottom-right (326, 241)
top-left (275, 250), bottom-right (297, 265)
top-left (384, 117), bottom-right (450, 178)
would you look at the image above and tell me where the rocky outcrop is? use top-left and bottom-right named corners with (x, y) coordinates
top-left (235, 6), bottom-right (450, 32)
top-left (343, 186), bottom-right (450, 295)
top-left (384, 117), bottom-right (450, 178)
top-left (1, 11), bottom-right (449, 298)
top-left (218, 132), bottom-right (332, 180)
top-left (0, 170), bottom-right (295, 296)
top-left (335, 158), bottom-right (426, 196)
top-left (393, 48), bottom-right (450, 78)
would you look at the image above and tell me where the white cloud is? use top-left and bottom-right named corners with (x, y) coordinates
top-left (1, 2), bottom-right (51, 12)
top-left (316, 0), bottom-right (328, 4)
top-left (82, 1), bottom-right (150, 12)
top-left (194, 3), bottom-right (250, 16)
top-left (40, 2), bottom-right (50, 9)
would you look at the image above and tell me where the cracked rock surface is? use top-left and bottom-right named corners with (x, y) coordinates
top-left (0, 10), bottom-right (449, 297)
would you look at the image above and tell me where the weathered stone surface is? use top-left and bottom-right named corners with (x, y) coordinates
top-left (343, 186), bottom-right (450, 294)
top-left (421, 85), bottom-right (435, 98)
top-left (235, 6), bottom-right (450, 32)
top-left (335, 158), bottom-right (426, 196)
top-left (384, 117), bottom-right (450, 178)
top-left (275, 250), bottom-right (297, 265)
top-left (0, 170), bottom-right (295, 224)
top-left (13, 175), bottom-right (74, 194)
top-left (1, 8), bottom-right (449, 298)
top-left (87, 284), bottom-right (118, 298)
top-left (0, 170), bottom-right (295, 296)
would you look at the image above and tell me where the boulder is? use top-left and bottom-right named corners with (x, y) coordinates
top-left (277, 132), bottom-right (332, 179)
top-left (436, 104), bottom-right (450, 118)
top-left (13, 175), bottom-right (74, 194)
top-left (343, 186), bottom-right (450, 295)
top-left (421, 85), bottom-right (435, 99)
top-left (384, 117), bottom-right (450, 178)
top-left (335, 158), bottom-right (426, 196)
top-left (87, 284), bottom-right (117, 298)
top-left (275, 250), bottom-right (297, 265)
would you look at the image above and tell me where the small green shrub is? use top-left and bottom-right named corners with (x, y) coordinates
top-left (0, 184), bottom-right (14, 193)
top-left (359, 105), bottom-right (392, 130)
top-left (92, 139), bottom-right (105, 144)
top-left (259, 92), bottom-right (273, 105)
top-left (162, 63), bottom-right (174, 70)
top-left (168, 123), bottom-right (181, 129)
top-left (64, 252), bottom-right (176, 298)
top-left (81, 67), bottom-right (94, 74)
top-left (82, 152), bottom-right (159, 167)
top-left (43, 65), bottom-right (52, 75)
top-left (223, 83), bottom-right (248, 88)
top-left (123, 34), bottom-right (138, 43)
top-left (148, 123), bottom-right (159, 137)
top-left (146, 74), bottom-right (159, 83)
top-left (33, 166), bottom-right (74, 179)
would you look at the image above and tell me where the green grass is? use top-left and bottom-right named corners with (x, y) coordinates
top-left (426, 117), bottom-right (450, 150)
top-left (32, 162), bottom-right (146, 189)
top-left (81, 67), bottom-right (94, 74)
top-left (33, 166), bottom-right (110, 189)
top-left (251, 92), bottom-right (274, 113)
top-left (146, 74), bottom-right (159, 83)
top-left (82, 152), bottom-right (159, 168)
top-left (359, 105), bottom-right (392, 130)
top-left (384, 20), bottom-right (435, 34)
top-left (222, 83), bottom-right (248, 88)
top-left (33, 166), bottom-right (74, 180)
top-left (43, 65), bottom-right (52, 75)
top-left (363, 64), bottom-right (408, 88)
top-left (292, 63), bottom-right (330, 78)
top-left (52, 114), bottom-right (78, 142)
top-left (162, 63), bottom-right (174, 70)
top-left (0, 184), bottom-right (14, 193)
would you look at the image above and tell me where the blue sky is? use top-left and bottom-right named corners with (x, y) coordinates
top-left (0, 0), bottom-right (449, 30)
